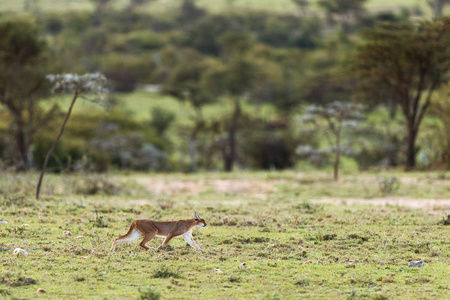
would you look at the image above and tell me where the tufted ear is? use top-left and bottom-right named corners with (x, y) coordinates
top-left (194, 211), bottom-right (201, 220)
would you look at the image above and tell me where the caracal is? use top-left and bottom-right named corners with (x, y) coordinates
top-left (111, 211), bottom-right (207, 252)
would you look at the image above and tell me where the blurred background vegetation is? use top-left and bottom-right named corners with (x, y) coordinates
top-left (0, 0), bottom-right (449, 176)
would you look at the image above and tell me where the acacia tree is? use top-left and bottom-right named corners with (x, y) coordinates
top-left (291, 0), bottom-right (309, 15)
top-left (351, 18), bottom-right (450, 169)
top-left (202, 34), bottom-right (259, 171)
top-left (318, 0), bottom-right (367, 33)
top-left (162, 49), bottom-right (215, 172)
top-left (36, 73), bottom-right (108, 199)
top-left (90, 0), bottom-right (112, 26)
top-left (431, 83), bottom-right (450, 166)
top-left (428, 0), bottom-right (450, 18)
top-left (298, 101), bottom-right (364, 181)
top-left (0, 17), bottom-right (54, 171)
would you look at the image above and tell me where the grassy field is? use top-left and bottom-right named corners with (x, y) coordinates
top-left (0, 0), bottom-right (432, 14)
top-left (0, 170), bottom-right (449, 299)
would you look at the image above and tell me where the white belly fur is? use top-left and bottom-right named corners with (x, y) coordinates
top-left (120, 229), bottom-right (143, 242)
top-left (155, 234), bottom-right (184, 238)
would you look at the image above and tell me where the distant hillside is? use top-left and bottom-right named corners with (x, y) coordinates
top-left (0, 0), bottom-right (430, 14)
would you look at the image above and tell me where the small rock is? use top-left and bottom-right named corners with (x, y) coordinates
top-left (76, 235), bottom-right (84, 239)
top-left (408, 261), bottom-right (424, 267)
top-left (62, 230), bottom-right (72, 236)
top-left (22, 224), bottom-right (29, 227)
top-left (13, 248), bottom-right (28, 257)
top-left (37, 288), bottom-right (46, 294)
top-left (0, 221), bottom-right (7, 225)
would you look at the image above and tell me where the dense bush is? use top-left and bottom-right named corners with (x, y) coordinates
top-left (243, 127), bottom-right (295, 170)
top-left (30, 110), bottom-right (169, 172)
top-left (1, 3), bottom-right (448, 172)
top-left (32, 136), bottom-right (70, 172)
top-left (100, 53), bottom-right (156, 92)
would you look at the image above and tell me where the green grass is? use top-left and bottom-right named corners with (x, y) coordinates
top-left (45, 89), bottom-right (278, 132)
top-left (0, 171), bottom-right (449, 299)
top-left (0, 0), bottom-right (433, 14)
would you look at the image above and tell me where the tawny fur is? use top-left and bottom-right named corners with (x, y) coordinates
top-left (111, 215), bottom-right (207, 252)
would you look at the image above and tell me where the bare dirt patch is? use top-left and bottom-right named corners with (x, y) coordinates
top-left (310, 197), bottom-right (450, 214)
top-left (133, 177), bottom-right (450, 212)
top-left (134, 178), bottom-right (275, 196)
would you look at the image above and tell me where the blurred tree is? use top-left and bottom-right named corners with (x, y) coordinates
top-left (23, 0), bottom-right (41, 15)
top-left (431, 83), bottom-right (450, 167)
top-left (0, 18), bottom-right (53, 171)
top-left (318, 0), bottom-right (367, 33)
top-left (127, 0), bottom-right (152, 11)
top-left (36, 73), bottom-right (108, 199)
top-left (427, 0), bottom-right (450, 18)
top-left (298, 101), bottom-right (364, 180)
top-left (202, 33), bottom-right (259, 171)
top-left (150, 107), bottom-right (176, 136)
top-left (90, 0), bottom-right (112, 26)
top-left (351, 19), bottom-right (450, 169)
top-left (181, 15), bottom-right (238, 56)
top-left (176, 0), bottom-right (206, 25)
top-left (162, 49), bottom-right (215, 172)
top-left (291, 0), bottom-right (309, 15)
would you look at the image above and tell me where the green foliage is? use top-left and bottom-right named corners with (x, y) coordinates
top-left (139, 286), bottom-right (161, 300)
top-left (437, 214), bottom-right (450, 226)
top-left (111, 31), bottom-right (165, 53)
top-left (32, 135), bottom-right (71, 172)
top-left (299, 101), bottom-right (364, 180)
top-left (5, 225), bottom-right (26, 236)
top-left (378, 177), bottom-right (400, 196)
top-left (0, 0), bottom-right (448, 174)
top-left (0, 274), bottom-right (36, 287)
top-left (0, 16), bottom-right (52, 171)
top-left (89, 214), bottom-right (108, 228)
top-left (180, 14), bottom-right (239, 56)
top-left (150, 107), bottom-right (176, 135)
top-left (242, 127), bottom-right (295, 170)
top-left (351, 18), bottom-right (450, 168)
top-left (176, 0), bottom-right (206, 25)
top-left (153, 266), bottom-right (181, 279)
top-left (431, 83), bottom-right (450, 168)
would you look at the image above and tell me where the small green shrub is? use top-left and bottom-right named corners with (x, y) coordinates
top-left (0, 274), bottom-right (36, 287)
top-left (228, 275), bottom-right (241, 283)
top-left (5, 225), bottom-right (26, 235)
top-left (378, 177), bottom-right (400, 196)
top-left (438, 214), bottom-right (450, 225)
top-left (153, 267), bottom-right (181, 279)
top-left (295, 278), bottom-right (310, 287)
top-left (313, 233), bottom-right (336, 241)
top-left (139, 286), bottom-right (161, 300)
top-left (89, 214), bottom-right (108, 228)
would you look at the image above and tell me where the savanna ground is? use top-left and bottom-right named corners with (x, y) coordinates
top-left (1, 170), bottom-right (449, 299)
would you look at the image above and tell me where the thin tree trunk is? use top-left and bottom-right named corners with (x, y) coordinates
top-left (334, 134), bottom-right (341, 181)
top-left (15, 116), bottom-right (29, 172)
top-left (334, 152), bottom-right (340, 181)
top-left (224, 98), bottom-right (241, 172)
top-left (189, 136), bottom-right (196, 173)
top-left (36, 90), bottom-right (78, 199)
top-left (405, 122), bottom-right (418, 170)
